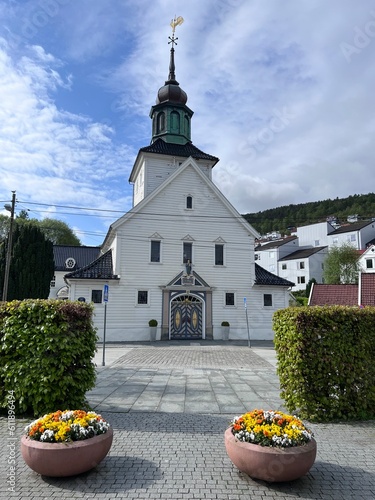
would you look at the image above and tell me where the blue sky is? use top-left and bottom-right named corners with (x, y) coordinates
top-left (0, 0), bottom-right (374, 245)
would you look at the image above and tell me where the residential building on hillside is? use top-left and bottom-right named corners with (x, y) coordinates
top-left (256, 219), bottom-right (375, 290)
top-left (278, 246), bottom-right (328, 291)
top-left (294, 222), bottom-right (335, 247)
top-left (63, 30), bottom-right (294, 342)
top-left (327, 221), bottom-right (375, 250)
top-left (254, 236), bottom-right (299, 273)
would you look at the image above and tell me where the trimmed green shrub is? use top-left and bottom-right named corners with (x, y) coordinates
top-left (273, 306), bottom-right (375, 422)
top-left (0, 299), bottom-right (98, 416)
top-left (148, 319), bottom-right (158, 327)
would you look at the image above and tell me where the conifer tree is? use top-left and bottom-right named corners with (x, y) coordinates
top-left (0, 224), bottom-right (54, 300)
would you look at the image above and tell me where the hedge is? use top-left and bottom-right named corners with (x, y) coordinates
top-left (273, 306), bottom-right (375, 422)
top-left (0, 299), bottom-right (98, 416)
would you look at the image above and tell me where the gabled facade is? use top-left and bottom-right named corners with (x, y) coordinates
top-left (358, 244), bottom-right (375, 273)
top-left (64, 31), bottom-right (294, 341)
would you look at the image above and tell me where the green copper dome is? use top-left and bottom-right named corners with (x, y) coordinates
top-left (150, 41), bottom-right (193, 145)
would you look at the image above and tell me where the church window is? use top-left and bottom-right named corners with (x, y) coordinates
top-left (171, 111), bottom-right (180, 133)
top-left (186, 195), bottom-right (193, 209)
top-left (183, 242), bottom-right (192, 264)
top-left (137, 290), bottom-right (148, 305)
top-left (184, 115), bottom-right (190, 136)
top-left (215, 244), bottom-right (224, 266)
top-left (263, 294), bottom-right (273, 307)
top-left (157, 112), bottom-right (165, 133)
top-left (91, 290), bottom-right (102, 303)
top-left (150, 240), bottom-right (161, 263)
top-left (225, 292), bottom-right (235, 306)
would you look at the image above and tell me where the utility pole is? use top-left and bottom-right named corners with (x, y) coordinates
top-left (2, 191), bottom-right (16, 302)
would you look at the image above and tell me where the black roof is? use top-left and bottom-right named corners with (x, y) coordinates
top-left (139, 138), bottom-right (219, 163)
top-left (53, 245), bottom-right (100, 272)
top-left (255, 236), bottom-right (298, 251)
top-left (279, 246), bottom-right (327, 261)
top-left (254, 263), bottom-right (295, 287)
top-left (65, 250), bottom-right (118, 280)
top-left (330, 221), bottom-right (373, 234)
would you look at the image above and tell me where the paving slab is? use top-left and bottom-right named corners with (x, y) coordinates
top-left (1, 341), bottom-right (374, 499)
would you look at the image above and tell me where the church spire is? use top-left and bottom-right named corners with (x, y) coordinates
top-left (166, 16), bottom-right (183, 84)
top-left (149, 17), bottom-right (193, 145)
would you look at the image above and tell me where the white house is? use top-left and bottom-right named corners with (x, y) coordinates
top-left (294, 222), bottom-right (335, 247)
top-left (358, 244), bottom-right (375, 273)
top-left (65, 33), bottom-right (293, 342)
top-left (255, 236), bottom-right (299, 274)
top-left (49, 245), bottom-right (100, 299)
top-left (278, 246), bottom-right (328, 291)
top-left (327, 221), bottom-right (375, 250)
top-left (256, 220), bottom-right (375, 289)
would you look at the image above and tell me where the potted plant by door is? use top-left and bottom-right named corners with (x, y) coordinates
top-left (149, 319), bottom-right (158, 341)
top-left (21, 409), bottom-right (113, 477)
top-left (224, 409), bottom-right (317, 482)
top-left (221, 321), bottom-right (230, 340)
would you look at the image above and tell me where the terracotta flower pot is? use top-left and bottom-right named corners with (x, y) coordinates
top-left (21, 428), bottom-right (113, 477)
top-left (224, 427), bottom-right (317, 482)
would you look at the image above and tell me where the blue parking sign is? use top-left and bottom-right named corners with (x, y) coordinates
top-left (103, 284), bottom-right (109, 303)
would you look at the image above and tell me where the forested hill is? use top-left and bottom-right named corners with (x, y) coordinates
top-left (242, 193), bottom-right (375, 236)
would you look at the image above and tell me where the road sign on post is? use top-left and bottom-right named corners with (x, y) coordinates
top-left (103, 284), bottom-right (109, 303)
top-left (102, 285), bottom-right (109, 366)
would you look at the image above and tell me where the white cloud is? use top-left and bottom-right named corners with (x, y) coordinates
top-left (0, 0), bottom-right (374, 244)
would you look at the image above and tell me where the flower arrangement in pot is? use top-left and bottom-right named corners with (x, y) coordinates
top-left (224, 409), bottom-right (317, 482)
top-left (21, 410), bottom-right (113, 477)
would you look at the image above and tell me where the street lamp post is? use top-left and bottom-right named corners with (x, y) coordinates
top-left (2, 191), bottom-right (16, 302)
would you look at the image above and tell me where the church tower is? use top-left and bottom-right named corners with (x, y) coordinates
top-left (149, 20), bottom-right (193, 145)
top-left (129, 17), bottom-right (218, 207)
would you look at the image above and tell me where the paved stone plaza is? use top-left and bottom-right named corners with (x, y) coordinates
top-left (1, 342), bottom-right (374, 499)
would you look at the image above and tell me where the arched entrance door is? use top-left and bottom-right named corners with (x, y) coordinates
top-left (170, 294), bottom-right (203, 340)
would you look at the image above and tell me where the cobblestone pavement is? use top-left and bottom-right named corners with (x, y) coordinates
top-left (1, 343), bottom-right (374, 499)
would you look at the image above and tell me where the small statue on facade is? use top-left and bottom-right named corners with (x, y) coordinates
top-left (185, 260), bottom-right (192, 276)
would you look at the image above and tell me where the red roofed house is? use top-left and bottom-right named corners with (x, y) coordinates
top-left (308, 273), bottom-right (375, 306)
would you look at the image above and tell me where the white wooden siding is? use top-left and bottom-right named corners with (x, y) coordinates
top-left (69, 161), bottom-right (288, 341)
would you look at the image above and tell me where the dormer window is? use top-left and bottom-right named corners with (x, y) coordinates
top-left (186, 195), bottom-right (193, 209)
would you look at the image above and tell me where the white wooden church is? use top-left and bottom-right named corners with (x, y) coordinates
top-left (65, 30), bottom-right (293, 342)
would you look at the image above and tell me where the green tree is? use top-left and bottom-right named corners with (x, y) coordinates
top-left (0, 224), bottom-right (54, 300)
top-left (305, 278), bottom-right (317, 298)
top-left (323, 243), bottom-right (360, 284)
top-left (1, 216), bottom-right (81, 246)
top-left (0, 215), bottom-right (10, 242)
top-left (38, 218), bottom-right (81, 245)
